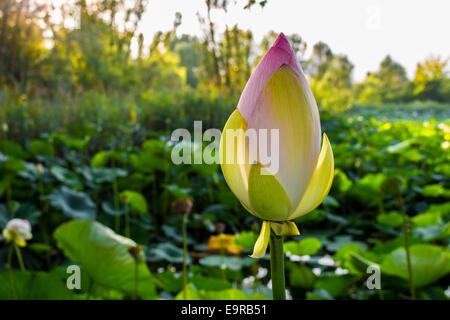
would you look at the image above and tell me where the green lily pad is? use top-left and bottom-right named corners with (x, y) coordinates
top-left (0, 203), bottom-right (41, 228)
top-left (234, 231), bottom-right (258, 251)
top-left (175, 285), bottom-right (266, 300)
top-left (50, 166), bottom-right (82, 188)
top-left (29, 140), bottom-right (55, 157)
top-left (425, 202), bottom-right (450, 218)
top-left (306, 289), bottom-right (334, 300)
top-left (326, 235), bottom-right (368, 252)
top-left (101, 200), bottom-right (129, 216)
top-left (331, 169), bottom-right (353, 193)
top-left (381, 244), bottom-right (450, 287)
top-left (314, 273), bottom-right (357, 298)
top-left (288, 263), bottom-right (317, 289)
top-left (156, 270), bottom-right (183, 293)
top-left (377, 211), bottom-right (403, 228)
top-left (165, 184), bottom-right (191, 199)
top-left (284, 237), bottom-right (322, 256)
top-left (0, 140), bottom-right (29, 159)
top-left (190, 274), bottom-right (232, 291)
top-left (386, 140), bottom-right (412, 153)
top-left (347, 173), bottom-right (385, 207)
top-left (412, 212), bottom-right (442, 227)
top-left (77, 167), bottom-right (127, 184)
top-left (422, 184), bottom-right (446, 198)
top-left (91, 150), bottom-right (127, 168)
top-left (120, 190), bottom-right (148, 214)
top-left (199, 255), bottom-right (254, 271)
top-left (1, 156), bottom-right (26, 173)
top-left (53, 220), bottom-right (157, 299)
top-left (50, 133), bottom-right (90, 150)
top-left (130, 140), bottom-right (170, 173)
top-left (46, 187), bottom-right (96, 219)
top-left (0, 271), bottom-right (79, 299)
top-left (14, 203), bottom-right (41, 226)
top-left (148, 242), bottom-right (190, 264)
top-left (333, 243), bottom-right (366, 274)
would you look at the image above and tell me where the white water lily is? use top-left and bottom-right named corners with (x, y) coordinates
top-left (2, 219), bottom-right (32, 247)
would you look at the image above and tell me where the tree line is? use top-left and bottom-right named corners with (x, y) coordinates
top-left (0, 0), bottom-right (448, 111)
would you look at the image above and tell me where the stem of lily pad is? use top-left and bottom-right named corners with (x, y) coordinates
top-left (402, 212), bottom-right (415, 300)
top-left (125, 211), bottom-right (130, 238)
top-left (7, 245), bottom-right (17, 299)
top-left (269, 232), bottom-right (286, 300)
top-left (182, 214), bottom-right (188, 300)
top-left (14, 244), bottom-right (25, 271)
top-left (133, 260), bottom-right (139, 300)
top-left (397, 193), bottom-right (415, 300)
top-left (113, 176), bottom-right (120, 233)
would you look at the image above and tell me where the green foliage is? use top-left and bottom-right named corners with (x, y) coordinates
top-left (149, 242), bottom-right (188, 264)
top-left (28, 140), bottom-right (55, 157)
top-left (235, 231), bottom-right (258, 251)
top-left (284, 238), bottom-right (322, 256)
top-left (175, 285), bottom-right (267, 300)
top-left (120, 190), bottom-right (148, 214)
top-left (377, 211), bottom-right (403, 228)
top-left (53, 220), bottom-right (157, 299)
top-left (288, 264), bottom-right (317, 289)
top-left (0, 271), bottom-right (79, 300)
top-left (314, 274), bottom-right (357, 298)
top-left (0, 104), bottom-right (448, 300)
top-left (381, 244), bottom-right (450, 287)
top-left (0, 1), bottom-right (448, 300)
top-left (46, 187), bottom-right (96, 220)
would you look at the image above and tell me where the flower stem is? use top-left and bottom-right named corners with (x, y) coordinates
top-left (182, 214), bottom-right (188, 300)
top-left (14, 244), bottom-right (25, 271)
top-left (113, 176), bottom-right (120, 233)
top-left (402, 212), bottom-right (415, 300)
top-left (125, 211), bottom-right (130, 238)
top-left (133, 260), bottom-right (139, 300)
top-left (269, 232), bottom-right (286, 300)
top-left (7, 245), bottom-right (17, 299)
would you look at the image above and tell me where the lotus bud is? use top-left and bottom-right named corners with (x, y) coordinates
top-left (36, 163), bottom-right (44, 175)
top-left (171, 198), bottom-right (193, 216)
top-left (128, 245), bottom-right (143, 263)
top-left (214, 222), bottom-right (226, 234)
top-left (2, 219), bottom-right (33, 247)
top-left (219, 33), bottom-right (334, 258)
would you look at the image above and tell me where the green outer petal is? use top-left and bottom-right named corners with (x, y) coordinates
top-left (219, 109), bottom-right (254, 213)
top-left (289, 133), bottom-right (334, 219)
top-left (250, 221), bottom-right (271, 259)
top-left (248, 162), bottom-right (291, 221)
top-left (271, 221), bottom-right (300, 236)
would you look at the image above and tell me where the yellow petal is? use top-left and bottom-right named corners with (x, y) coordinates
top-left (247, 65), bottom-right (322, 211)
top-left (288, 133), bottom-right (334, 219)
top-left (219, 109), bottom-right (254, 213)
top-left (250, 221), bottom-right (271, 259)
top-left (2, 229), bottom-right (12, 243)
top-left (14, 236), bottom-right (27, 247)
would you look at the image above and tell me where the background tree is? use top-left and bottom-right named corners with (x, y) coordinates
top-left (412, 56), bottom-right (449, 102)
top-left (354, 55), bottom-right (408, 103)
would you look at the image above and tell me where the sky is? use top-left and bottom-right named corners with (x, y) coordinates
top-left (137, 0), bottom-right (450, 81)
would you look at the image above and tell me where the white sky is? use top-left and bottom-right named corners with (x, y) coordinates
top-left (137, 0), bottom-right (450, 81)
